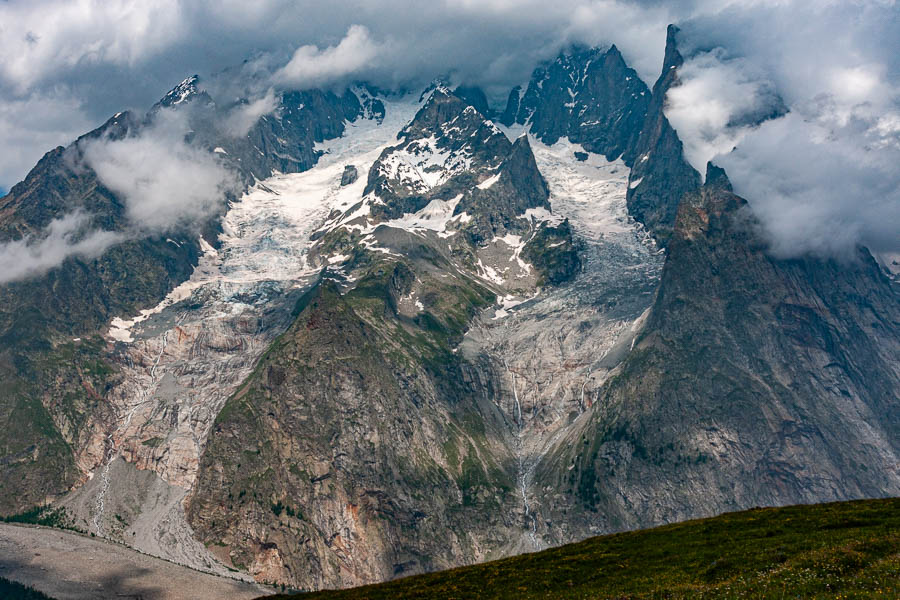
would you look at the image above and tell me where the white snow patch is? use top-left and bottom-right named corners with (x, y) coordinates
top-left (108, 237), bottom-right (219, 343)
top-left (521, 206), bottom-right (563, 225)
top-left (492, 293), bottom-right (529, 319)
top-left (874, 251), bottom-right (900, 276)
top-left (529, 136), bottom-right (636, 243)
top-left (384, 194), bottom-right (463, 233)
top-left (477, 172), bottom-right (501, 190)
top-left (476, 258), bottom-right (505, 285)
top-left (629, 177), bottom-right (643, 189)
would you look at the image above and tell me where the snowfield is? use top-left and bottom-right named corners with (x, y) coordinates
top-left (87, 93), bottom-right (664, 571)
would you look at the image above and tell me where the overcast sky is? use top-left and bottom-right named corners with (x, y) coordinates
top-left (1, 0), bottom-right (898, 261)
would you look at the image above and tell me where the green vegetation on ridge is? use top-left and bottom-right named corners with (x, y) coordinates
top-left (263, 498), bottom-right (900, 599)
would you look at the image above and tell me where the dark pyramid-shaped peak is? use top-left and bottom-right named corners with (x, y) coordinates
top-left (512, 41), bottom-right (650, 162)
top-left (705, 162), bottom-right (733, 192)
top-left (663, 24), bottom-right (684, 73)
top-left (500, 86), bottom-right (522, 127)
top-left (157, 74), bottom-right (202, 108)
top-left (604, 44), bottom-right (627, 67)
top-left (453, 86), bottom-right (492, 118)
top-left (498, 135), bottom-right (549, 206)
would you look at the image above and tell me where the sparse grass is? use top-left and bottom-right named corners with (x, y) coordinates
top-left (262, 498), bottom-right (900, 599)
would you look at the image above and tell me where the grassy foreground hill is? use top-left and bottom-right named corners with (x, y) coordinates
top-left (263, 498), bottom-right (899, 599)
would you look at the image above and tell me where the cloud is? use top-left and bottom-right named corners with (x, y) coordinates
top-left (665, 49), bottom-right (783, 175)
top-left (717, 109), bottom-right (900, 261)
top-left (0, 211), bottom-right (122, 283)
top-left (0, 0), bottom-right (897, 260)
top-left (0, 1), bottom-right (683, 191)
top-left (274, 25), bottom-right (381, 88)
top-left (221, 88), bottom-right (279, 137)
top-left (0, 0), bottom-right (184, 93)
top-left (81, 109), bottom-right (238, 232)
top-left (665, 1), bottom-right (900, 258)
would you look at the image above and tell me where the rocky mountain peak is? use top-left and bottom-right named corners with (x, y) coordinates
top-left (506, 44), bottom-right (650, 163)
top-left (364, 88), bottom-right (513, 219)
top-left (452, 85), bottom-right (492, 119)
top-left (662, 24), bottom-right (684, 75)
top-left (156, 74), bottom-right (205, 109)
top-left (497, 135), bottom-right (549, 206)
top-left (704, 161), bottom-right (733, 192)
top-left (623, 23), bottom-right (700, 246)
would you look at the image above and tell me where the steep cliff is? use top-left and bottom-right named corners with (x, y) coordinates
top-left (503, 46), bottom-right (651, 165)
top-left (534, 163), bottom-right (900, 540)
top-left (624, 25), bottom-right (701, 245)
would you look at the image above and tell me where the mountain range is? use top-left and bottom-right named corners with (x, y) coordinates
top-left (0, 24), bottom-right (897, 591)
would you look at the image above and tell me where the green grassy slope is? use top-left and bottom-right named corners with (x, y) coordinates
top-left (263, 498), bottom-right (899, 599)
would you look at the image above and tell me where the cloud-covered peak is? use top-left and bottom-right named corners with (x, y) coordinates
top-left (663, 1), bottom-right (900, 259)
top-left (0, 1), bottom-right (897, 260)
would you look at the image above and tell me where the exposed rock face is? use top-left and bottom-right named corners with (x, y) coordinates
top-left (0, 26), bottom-right (897, 597)
top-left (625, 25), bottom-right (701, 245)
top-left (340, 165), bottom-right (359, 186)
top-left (188, 277), bottom-right (517, 589)
top-left (534, 163), bottom-right (900, 541)
top-left (0, 76), bottom-right (362, 515)
top-left (503, 45), bottom-right (651, 164)
top-left (0, 112), bottom-right (202, 514)
top-left (187, 88), bottom-right (588, 589)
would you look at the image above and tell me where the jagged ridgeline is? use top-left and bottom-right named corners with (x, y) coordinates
top-left (0, 24), bottom-right (897, 593)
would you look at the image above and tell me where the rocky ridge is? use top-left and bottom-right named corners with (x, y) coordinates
top-left (0, 26), bottom-right (896, 595)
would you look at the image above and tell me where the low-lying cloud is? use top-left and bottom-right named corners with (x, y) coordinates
top-left (221, 88), bottom-right (279, 137)
top-left (665, 49), bottom-right (783, 174)
top-left (274, 25), bottom-right (381, 89)
top-left (666, 1), bottom-right (900, 259)
top-left (81, 109), bottom-right (237, 232)
top-left (0, 108), bottom-right (237, 283)
top-left (0, 211), bottom-right (122, 284)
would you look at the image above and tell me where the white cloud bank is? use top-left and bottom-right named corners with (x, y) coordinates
top-left (0, 0), bottom-right (897, 260)
top-left (81, 110), bottom-right (237, 232)
top-left (274, 25), bottom-right (381, 88)
top-left (0, 212), bottom-right (122, 284)
top-left (666, 1), bottom-right (900, 259)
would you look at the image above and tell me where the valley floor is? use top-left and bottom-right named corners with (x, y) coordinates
top-left (0, 523), bottom-right (269, 600)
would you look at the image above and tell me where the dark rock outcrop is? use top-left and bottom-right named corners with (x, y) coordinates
top-left (341, 165), bottom-right (359, 186)
top-left (505, 45), bottom-right (651, 164)
top-left (624, 25), bottom-right (701, 245)
top-left (536, 162), bottom-right (900, 538)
